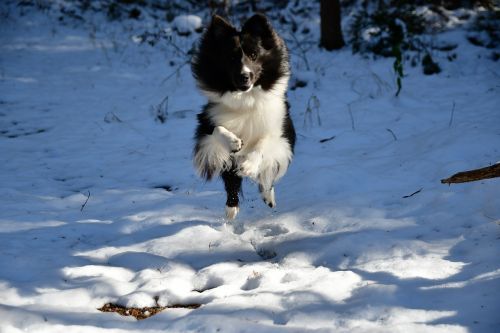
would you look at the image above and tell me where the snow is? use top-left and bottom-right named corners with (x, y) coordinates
top-left (1, 3), bottom-right (499, 333)
top-left (172, 15), bottom-right (202, 35)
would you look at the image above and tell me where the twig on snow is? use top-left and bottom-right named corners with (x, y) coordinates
top-left (319, 135), bottom-right (336, 143)
top-left (81, 190), bottom-right (90, 212)
top-left (290, 32), bottom-right (310, 70)
top-left (303, 95), bottom-right (321, 127)
top-left (347, 103), bottom-right (355, 131)
top-left (448, 101), bottom-right (456, 128)
top-left (165, 37), bottom-right (189, 57)
top-left (160, 60), bottom-right (189, 86)
top-left (403, 188), bottom-right (422, 198)
top-left (386, 128), bottom-right (398, 141)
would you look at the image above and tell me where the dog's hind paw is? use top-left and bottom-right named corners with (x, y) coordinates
top-left (236, 152), bottom-right (262, 179)
top-left (225, 205), bottom-right (239, 220)
top-left (260, 186), bottom-right (276, 208)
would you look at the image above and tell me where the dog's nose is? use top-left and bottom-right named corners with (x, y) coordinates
top-left (235, 69), bottom-right (254, 91)
top-left (239, 72), bottom-right (251, 85)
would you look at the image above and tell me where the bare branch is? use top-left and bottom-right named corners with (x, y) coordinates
top-left (286, 26), bottom-right (311, 70)
top-left (160, 60), bottom-right (189, 86)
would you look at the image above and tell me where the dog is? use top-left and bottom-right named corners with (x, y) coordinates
top-left (192, 14), bottom-right (295, 220)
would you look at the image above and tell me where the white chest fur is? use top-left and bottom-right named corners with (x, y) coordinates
top-left (202, 77), bottom-right (289, 147)
top-left (194, 76), bottom-right (293, 187)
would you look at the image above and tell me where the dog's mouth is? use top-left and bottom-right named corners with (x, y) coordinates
top-left (236, 83), bottom-right (254, 93)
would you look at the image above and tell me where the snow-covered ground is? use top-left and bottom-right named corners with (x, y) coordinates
top-left (1, 4), bottom-right (499, 333)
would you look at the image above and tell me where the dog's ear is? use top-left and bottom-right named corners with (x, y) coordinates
top-left (208, 15), bottom-right (235, 40)
top-left (242, 14), bottom-right (277, 50)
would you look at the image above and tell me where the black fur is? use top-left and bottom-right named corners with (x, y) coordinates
top-left (221, 165), bottom-right (242, 208)
top-left (283, 101), bottom-right (296, 153)
top-left (193, 104), bottom-right (217, 180)
top-left (192, 14), bottom-right (290, 95)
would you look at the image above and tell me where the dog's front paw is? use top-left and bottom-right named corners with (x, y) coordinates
top-left (236, 152), bottom-right (262, 179)
top-left (213, 126), bottom-right (243, 153)
top-left (228, 135), bottom-right (243, 153)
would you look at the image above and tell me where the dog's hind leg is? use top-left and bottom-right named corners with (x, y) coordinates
top-left (222, 167), bottom-right (242, 220)
top-left (259, 183), bottom-right (276, 208)
top-left (258, 165), bottom-right (276, 209)
top-left (252, 136), bottom-right (292, 209)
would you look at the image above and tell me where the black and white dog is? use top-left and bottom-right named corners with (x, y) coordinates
top-left (192, 14), bottom-right (295, 220)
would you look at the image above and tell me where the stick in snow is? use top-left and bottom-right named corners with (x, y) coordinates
top-left (81, 191), bottom-right (90, 212)
top-left (441, 163), bottom-right (500, 184)
top-left (448, 101), bottom-right (456, 128)
top-left (319, 135), bottom-right (336, 143)
top-left (386, 128), bottom-right (398, 141)
top-left (403, 188), bottom-right (422, 198)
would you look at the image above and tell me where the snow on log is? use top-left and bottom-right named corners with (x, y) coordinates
top-left (172, 15), bottom-right (202, 35)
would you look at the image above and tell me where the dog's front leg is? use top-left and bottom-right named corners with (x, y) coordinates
top-left (213, 126), bottom-right (243, 153)
top-left (194, 126), bottom-right (242, 179)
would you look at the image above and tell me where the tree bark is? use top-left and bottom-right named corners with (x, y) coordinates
top-left (320, 0), bottom-right (345, 50)
top-left (441, 164), bottom-right (500, 184)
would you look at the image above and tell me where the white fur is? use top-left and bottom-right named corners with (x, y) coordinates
top-left (261, 186), bottom-right (275, 208)
top-left (214, 125), bottom-right (243, 151)
top-left (197, 76), bottom-right (292, 188)
top-left (255, 135), bottom-right (292, 188)
top-left (225, 205), bottom-right (239, 220)
top-left (194, 126), bottom-right (242, 178)
top-left (236, 150), bottom-right (262, 178)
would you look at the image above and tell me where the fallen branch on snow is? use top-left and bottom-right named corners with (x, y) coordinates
top-left (441, 163), bottom-right (500, 184)
top-left (403, 188), bottom-right (422, 198)
top-left (80, 191), bottom-right (90, 212)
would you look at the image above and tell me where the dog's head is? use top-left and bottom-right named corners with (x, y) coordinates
top-left (192, 14), bottom-right (289, 95)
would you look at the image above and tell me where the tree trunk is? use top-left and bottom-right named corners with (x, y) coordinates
top-left (320, 0), bottom-right (345, 50)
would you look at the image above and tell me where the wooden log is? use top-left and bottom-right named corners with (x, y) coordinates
top-left (441, 163), bottom-right (500, 184)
